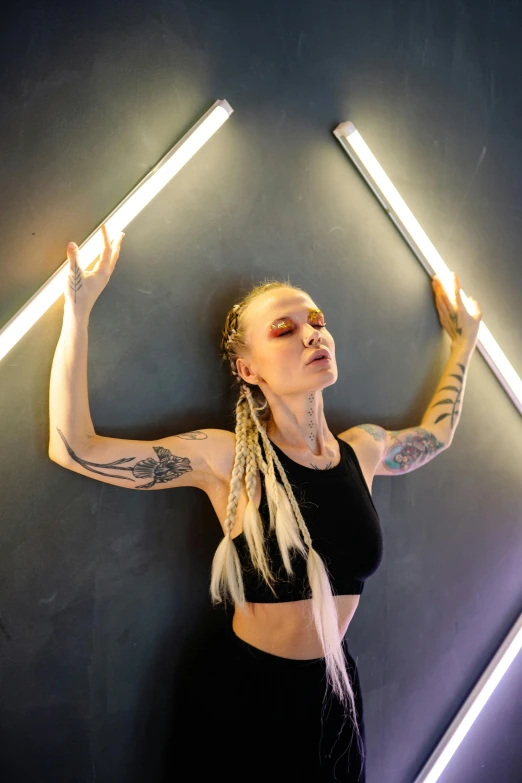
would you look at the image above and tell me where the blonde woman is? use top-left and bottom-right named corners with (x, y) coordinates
top-left (49, 225), bottom-right (482, 781)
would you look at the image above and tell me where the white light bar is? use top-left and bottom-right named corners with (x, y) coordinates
top-left (414, 612), bottom-right (522, 782)
top-left (333, 120), bottom-right (522, 781)
top-left (0, 98), bottom-right (233, 363)
top-left (333, 121), bottom-right (522, 416)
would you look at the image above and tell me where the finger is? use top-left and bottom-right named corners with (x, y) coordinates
top-left (101, 223), bottom-right (111, 249)
top-left (433, 276), bottom-right (451, 298)
top-left (438, 277), bottom-right (458, 310)
top-left (454, 272), bottom-right (462, 300)
top-left (112, 231), bottom-right (125, 252)
top-left (96, 224), bottom-right (111, 263)
top-left (434, 291), bottom-right (449, 317)
top-left (436, 298), bottom-right (453, 321)
top-left (435, 295), bottom-right (455, 331)
top-left (94, 226), bottom-right (117, 274)
top-left (434, 282), bottom-right (455, 311)
top-left (434, 278), bottom-right (460, 327)
top-left (67, 242), bottom-right (79, 267)
top-left (109, 233), bottom-right (125, 274)
top-left (436, 300), bottom-right (452, 326)
top-left (100, 224), bottom-right (113, 259)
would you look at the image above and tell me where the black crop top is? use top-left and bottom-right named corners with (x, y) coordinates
top-left (232, 433), bottom-right (384, 602)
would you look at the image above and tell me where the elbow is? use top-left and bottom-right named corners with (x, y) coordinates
top-left (48, 444), bottom-right (65, 464)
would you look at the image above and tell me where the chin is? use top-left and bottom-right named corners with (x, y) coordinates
top-left (314, 371), bottom-right (338, 390)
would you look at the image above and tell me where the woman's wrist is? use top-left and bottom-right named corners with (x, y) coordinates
top-left (63, 301), bottom-right (91, 328)
top-left (451, 337), bottom-right (476, 358)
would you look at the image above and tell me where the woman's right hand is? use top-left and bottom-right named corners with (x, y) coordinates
top-left (65, 223), bottom-right (125, 317)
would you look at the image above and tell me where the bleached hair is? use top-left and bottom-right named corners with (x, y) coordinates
top-left (212, 279), bottom-right (364, 764)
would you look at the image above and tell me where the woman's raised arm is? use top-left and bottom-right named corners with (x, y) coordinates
top-left (49, 225), bottom-right (123, 462)
top-left (48, 227), bottom-right (234, 491)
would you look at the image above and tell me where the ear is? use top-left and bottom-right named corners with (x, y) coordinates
top-left (236, 357), bottom-right (258, 385)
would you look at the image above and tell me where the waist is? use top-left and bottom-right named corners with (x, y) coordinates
top-left (232, 593), bottom-right (360, 660)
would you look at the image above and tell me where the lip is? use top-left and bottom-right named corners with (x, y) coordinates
top-left (306, 349), bottom-right (332, 365)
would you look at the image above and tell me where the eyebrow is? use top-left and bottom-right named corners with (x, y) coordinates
top-left (267, 307), bottom-right (324, 328)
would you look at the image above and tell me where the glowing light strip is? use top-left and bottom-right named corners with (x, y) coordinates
top-left (0, 98), bottom-right (233, 363)
top-left (333, 121), bottom-right (522, 416)
top-left (414, 614), bottom-right (522, 782)
top-left (333, 120), bottom-right (522, 781)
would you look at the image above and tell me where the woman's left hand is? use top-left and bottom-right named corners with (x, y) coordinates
top-left (432, 272), bottom-right (483, 350)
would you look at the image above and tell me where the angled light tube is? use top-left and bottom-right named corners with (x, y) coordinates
top-left (333, 120), bottom-right (522, 781)
top-left (414, 611), bottom-right (522, 782)
top-left (0, 98), bottom-right (233, 363)
top-left (333, 121), bottom-right (522, 416)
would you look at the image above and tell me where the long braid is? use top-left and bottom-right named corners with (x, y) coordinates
top-left (209, 393), bottom-right (249, 606)
top-left (241, 406), bottom-right (277, 592)
top-left (251, 417), bottom-right (277, 531)
top-left (243, 385), bottom-right (307, 573)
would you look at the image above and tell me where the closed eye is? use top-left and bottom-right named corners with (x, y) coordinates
top-left (278, 324), bottom-right (326, 336)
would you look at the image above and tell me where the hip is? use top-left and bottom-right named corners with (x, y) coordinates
top-left (170, 625), bottom-right (366, 781)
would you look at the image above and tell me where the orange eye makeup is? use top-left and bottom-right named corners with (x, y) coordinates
top-left (308, 309), bottom-right (326, 325)
top-left (269, 309), bottom-right (326, 333)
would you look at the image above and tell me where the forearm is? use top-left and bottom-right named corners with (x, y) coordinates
top-left (48, 303), bottom-right (96, 461)
top-left (421, 339), bottom-right (476, 445)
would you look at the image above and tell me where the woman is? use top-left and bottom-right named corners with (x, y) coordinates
top-left (49, 225), bottom-right (482, 782)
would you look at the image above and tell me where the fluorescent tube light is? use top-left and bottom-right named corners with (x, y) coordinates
top-left (414, 613), bottom-right (522, 782)
top-left (333, 121), bottom-right (522, 416)
top-left (333, 120), bottom-right (522, 782)
top-left (0, 98), bottom-right (233, 363)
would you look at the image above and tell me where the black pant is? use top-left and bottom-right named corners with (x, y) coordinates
top-left (168, 625), bottom-right (366, 782)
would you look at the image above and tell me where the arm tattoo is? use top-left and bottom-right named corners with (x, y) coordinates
top-left (380, 429), bottom-right (446, 473)
top-left (356, 424), bottom-right (387, 442)
top-left (355, 424), bottom-right (445, 473)
top-left (55, 427), bottom-right (208, 489)
top-left (429, 363), bottom-right (465, 428)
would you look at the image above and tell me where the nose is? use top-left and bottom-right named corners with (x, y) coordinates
top-left (303, 324), bottom-right (322, 344)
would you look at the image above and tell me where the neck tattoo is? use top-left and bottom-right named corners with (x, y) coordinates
top-left (308, 392), bottom-right (334, 469)
top-left (309, 392), bottom-right (315, 443)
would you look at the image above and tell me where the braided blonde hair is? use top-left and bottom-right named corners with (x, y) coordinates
top-left (211, 278), bottom-right (364, 760)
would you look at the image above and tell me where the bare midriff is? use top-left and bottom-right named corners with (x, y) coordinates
top-left (232, 593), bottom-right (361, 660)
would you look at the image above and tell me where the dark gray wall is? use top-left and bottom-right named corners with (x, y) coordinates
top-left (1, 1), bottom-right (521, 781)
